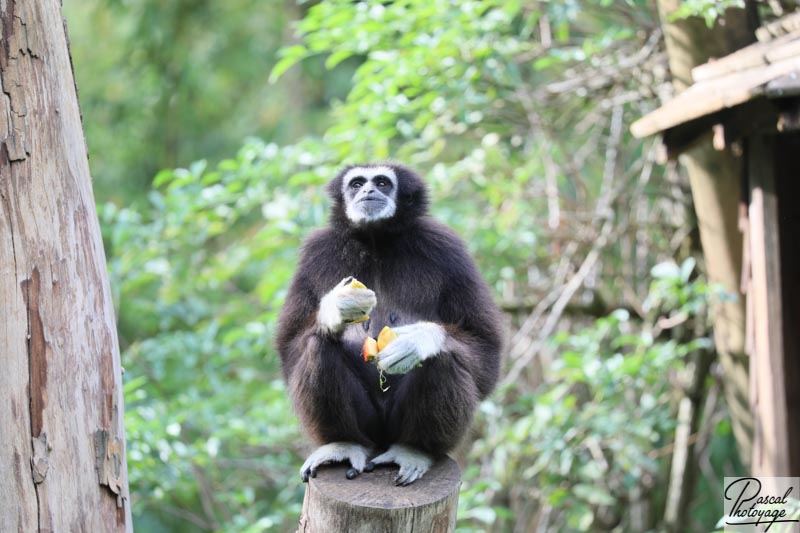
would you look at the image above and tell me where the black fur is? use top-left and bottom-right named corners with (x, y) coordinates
top-left (276, 163), bottom-right (503, 455)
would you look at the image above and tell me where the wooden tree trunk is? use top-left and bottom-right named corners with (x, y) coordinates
top-left (656, 0), bottom-right (757, 469)
top-left (0, 1), bottom-right (132, 531)
top-left (299, 458), bottom-right (461, 533)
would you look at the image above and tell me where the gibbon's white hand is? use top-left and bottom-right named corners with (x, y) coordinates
top-left (377, 322), bottom-right (446, 374)
top-left (317, 276), bottom-right (376, 334)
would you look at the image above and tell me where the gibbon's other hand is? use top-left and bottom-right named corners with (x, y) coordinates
top-left (377, 322), bottom-right (446, 374)
top-left (317, 276), bottom-right (377, 334)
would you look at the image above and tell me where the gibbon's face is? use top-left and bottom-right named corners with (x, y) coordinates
top-left (341, 165), bottom-right (398, 224)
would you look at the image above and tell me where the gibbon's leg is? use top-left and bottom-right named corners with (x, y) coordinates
top-left (370, 355), bottom-right (480, 485)
top-left (290, 339), bottom-right (382, 481)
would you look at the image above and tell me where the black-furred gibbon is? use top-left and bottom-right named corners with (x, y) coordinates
top-left (276, 163), bottom-right (502, 485)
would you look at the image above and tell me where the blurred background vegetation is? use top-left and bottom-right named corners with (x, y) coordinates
top-left (61, 0), bottom-right (792, 531)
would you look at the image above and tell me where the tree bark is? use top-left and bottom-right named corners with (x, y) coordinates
top-left (656, 0), bottom-right (757, 469)
top-left (299, 458), bottom-right (461, 533)
top-left (0, 0), bottom-right (132, 531)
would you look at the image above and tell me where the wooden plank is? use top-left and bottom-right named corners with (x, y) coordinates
top-left (692, 33), bottom-right (800, 83)
top-left (631, 55), bottom-right (800, 138)
top-left (756, 11), bottom-right (800, 42)
top-left (649, 98), bottom-right (782, 160)
top-left (747, 136), bottom-right (791, 477)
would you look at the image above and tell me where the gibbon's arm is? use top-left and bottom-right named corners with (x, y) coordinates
top-left (275, 242), bottom-right (376, 447)
top-left (378, 244), bottom-right (503, 453)
top-left (437, 264), bottom-right (503, 399)
top-left (377, 234), bottom-right (502, 399)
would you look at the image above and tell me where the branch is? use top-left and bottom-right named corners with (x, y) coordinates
top-left (500, 105), bottom-right (626, 389)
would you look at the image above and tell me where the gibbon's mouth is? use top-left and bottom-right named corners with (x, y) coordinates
top-left (358, 197), bottom-right (386, 204)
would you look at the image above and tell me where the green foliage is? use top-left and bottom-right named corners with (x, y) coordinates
top-left (104, 139), bottom-right (337, 530)
top-left (63, 0), bottom-right (350, 204)
top-left (76, 0), bottom-right (754, 529)
top-left (669, 0), bottom-right (746, 26)
top-left (460, 260), bottom-right (718, 530)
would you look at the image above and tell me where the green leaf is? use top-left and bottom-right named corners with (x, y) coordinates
top-left (574, 483), bottom-right (616, 506)
top-left (325, 50), bottom-right (352, 69)
top-left (269, 56), bottom-right (302, 83)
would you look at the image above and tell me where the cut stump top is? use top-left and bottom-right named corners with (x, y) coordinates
top-left (307, 457), bottom-right (461, 509)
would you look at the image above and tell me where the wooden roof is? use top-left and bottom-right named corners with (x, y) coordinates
top-left (631, 13), bottom-right (800, 140)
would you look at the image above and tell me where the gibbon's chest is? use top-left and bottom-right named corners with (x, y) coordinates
top-left (337, 244), bottom-right (444, 361)
top-left (339, 280), bottom-right (440, 345)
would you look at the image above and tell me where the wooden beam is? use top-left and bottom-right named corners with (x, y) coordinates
top-left (655, 99), bottom-right (781, 161)
top-left (747, 135), bottom-right (791, 476)
top-left (692, 33), bottom-right (800, 83)
top-left (756, 11), bottom-right (800, 42)
top-left (631, 55), bottom-right (800, 138)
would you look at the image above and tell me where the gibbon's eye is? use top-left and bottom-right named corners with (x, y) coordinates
top-left (349, 178), bottom-right (366, 190)
top-left (374, 175), bottom-right (391, 188)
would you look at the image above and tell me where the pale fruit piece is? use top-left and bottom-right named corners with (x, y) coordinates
top-left (347, 314), bottom-right (370, 324)
top-left (349, 278), bottom-right (367, 290)
top-left (362, 337), bottom-right (379, 362)
top-left (377, 326), bottom-right (398, 351)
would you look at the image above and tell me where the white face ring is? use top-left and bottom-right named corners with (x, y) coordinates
top-left (342, 166), bottom-right (398, 224)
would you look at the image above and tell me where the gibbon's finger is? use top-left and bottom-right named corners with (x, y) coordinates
top-left (404, 468), bottom-right (424, 485)
top-left (351, 449), bottom-right (368, 471)
top-left (395, 468), bottom-right (413, 486)
top-left (341, 288), bottom-right (376, 304)
top-left (378, 344), bottom-right (419, 374)
top-left (300, 461), bottom-right (325, 482)
top-left (338, 291), bottom-right (376, 315)
top-left (382, 357), bottom-right (416, 375)
top-left (395, 465), bottom-right (422, 486)
top-left (346, 467), bottom-right (360, 479)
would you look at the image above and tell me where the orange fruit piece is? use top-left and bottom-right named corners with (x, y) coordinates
top-left (377, 326), bottom-right (398, 351)
top-left (362, 337), bottom-right (379, 362)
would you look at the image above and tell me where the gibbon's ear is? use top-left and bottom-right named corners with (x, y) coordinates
top-left (387, 163), bottom-right (429, 220)
top-left (326, 165), bottom-right (354, 205)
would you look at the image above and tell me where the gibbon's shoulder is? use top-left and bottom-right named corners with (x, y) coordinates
top-left (409, 216), bottom-right (470, 253)
top-left (297, 227), bottom-right (341, 261)
top-left (399, 216), bottom-right (480, 277)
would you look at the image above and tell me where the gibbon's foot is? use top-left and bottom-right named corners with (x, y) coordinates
top-left (300, 442), bottom-right (370, 482)
top-left (364, 444), bottom-right (434, 486)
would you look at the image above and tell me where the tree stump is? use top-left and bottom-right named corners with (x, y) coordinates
top-left (298, 457), bottom-right (461, 533)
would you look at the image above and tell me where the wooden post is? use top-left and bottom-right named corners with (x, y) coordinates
top-left (747, 135), bottom-right (791, 476)
top-left (654, 0), bottom-right (756, 467)
top-left (298, 457), bottom-right (461, 533)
